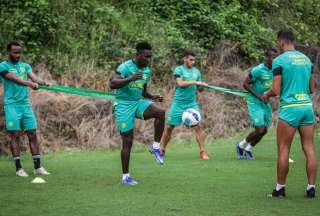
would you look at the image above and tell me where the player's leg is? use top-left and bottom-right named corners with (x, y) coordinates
top-left (142, 103), bottom-right (165, 143)
top-left (114, 101), bottom-right (137, 184)
top-left (298, 108), bottom-right (317, 198)
top-left (194, 124), bottom-right (209, 159)
top-left (160, 125), bottom-right (175, 155)
top-left (269, 119), bottom-right (296, 197)
top-left (25, 130), bottom-right (50, 175)
top-left (160, 102), bottom-right (181, 155)
top-left (237, 103), bottom-right (267, 160)
top-left (120, 129), bottom-right (137, 185)
top-left (140, 102), bottom-right (165, 164)
top-left (8, 131), bottom-right (28, 177)
top-left (5, 105), bottom-right (28, 177)
top-left (277, 120), bottom-right (296, 184)
top-left (245, 126), bottom-right (267, 146)
top-left (23, 105), bottom-right (49, 175)
top-left (243, 126), bottom-right (267, 160)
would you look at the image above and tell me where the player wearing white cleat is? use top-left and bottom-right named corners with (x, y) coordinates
top-left (34, 167), bottom-right (50, 175)
top-left (16, 169), bottom-right (29, 177)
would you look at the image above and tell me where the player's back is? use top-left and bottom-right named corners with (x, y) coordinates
top-left (272, 50), bottom-right (312, 107)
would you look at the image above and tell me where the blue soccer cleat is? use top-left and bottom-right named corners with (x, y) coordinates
top-left (121, 176), bottom-right (138, 186)
top-left (236, 143), bottom-right (244, 160)
top-left (245, 150), bottom-right (254, 160)
top-left (149, 145), bottom-right (164, 165)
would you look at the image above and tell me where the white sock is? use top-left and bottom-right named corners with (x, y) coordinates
top-left (152, 141), bottom-right (160, 149)
top-left (238, 139), bottom-right (248, 149)
top-left (307, 184), bottom-right (315, 190)
top-left (245, 144), bottom-right (253, 152)
top-left (276, 183), bottom-right (285, 191)
top-left (122, 173), bottom-right (130, 180)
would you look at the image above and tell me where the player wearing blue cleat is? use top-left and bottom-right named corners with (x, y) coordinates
top-left (149, 144), bottom-right (164, 165)
top-left (245, 150), bottom-right (254, 160)
top-left (236, 144), bottom-right (244, 160)
top-left (122, 175), bottom-right (138, 186)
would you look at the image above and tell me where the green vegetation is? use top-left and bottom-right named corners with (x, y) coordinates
top-left (0, 130), bottom-right (319, 216)
top-left (1, 0), bottom-right (320, 72)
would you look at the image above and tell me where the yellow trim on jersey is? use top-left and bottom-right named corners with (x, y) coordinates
top-left (281, 103), bottom-right (312, 108)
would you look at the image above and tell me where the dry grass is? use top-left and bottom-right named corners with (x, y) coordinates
top-left (0, 43), bottom-right (319, 154)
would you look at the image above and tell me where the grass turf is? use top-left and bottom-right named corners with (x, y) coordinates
top-left (0, 130), bottom-right (319, 216)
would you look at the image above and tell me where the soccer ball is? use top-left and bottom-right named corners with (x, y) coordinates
top-left (182, 108), bottom-right (201, 128)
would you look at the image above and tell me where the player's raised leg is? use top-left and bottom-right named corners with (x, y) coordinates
top-left (298, 124), bottom-right (317, 198)
top-left (143, 103), bottom-right (165, 164)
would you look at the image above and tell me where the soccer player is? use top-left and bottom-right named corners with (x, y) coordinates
top-left (263, 30), bottom-right (317, 198)
top-left (0, 41), bottom-right (51, 177)
top-left (110, 42), bottom-right (165, 186)
top-left (160, 50), bottom-right (209, 159)
top-left (236, 48), bottom-right (278, 160)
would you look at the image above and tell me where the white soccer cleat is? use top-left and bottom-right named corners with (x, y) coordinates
top-left (34, 167), bottom-right (51, 175)
top-left (16, 169), bottom-right (29, 177)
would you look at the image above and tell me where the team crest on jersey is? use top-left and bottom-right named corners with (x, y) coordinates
top-left (7, 121), bottom-right (14, 127)
top-left (20, 67), bottom-right (26, 73)
top-left (121, 122), bottom-right (126, 129)
top-left (255, 118), bottom-right (259, 122)
top-left (142, 74), bottom-right (147, 80)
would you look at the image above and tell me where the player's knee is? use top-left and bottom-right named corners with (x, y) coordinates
top-left (257, 127), bottom-right (267, 136)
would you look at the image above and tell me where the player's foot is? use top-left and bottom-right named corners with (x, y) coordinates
top-left (16, 168), bottom-right (29, 177)
top-left (148, 145), bottom-right (164, 165)
top-left (236, 143), bottom-right (244, 160)
top-left (305, 187), bottom-right (316, 198)
top-left (267, 188), bottom-right (286, 198)
top-left (121, 176), bottom-right (138, 186)
top-left (244, 150), bottom-right (254, 160)
top-left (34, 167), bottom-right (50, 175)
top-left (200, 151), bottom-right (209, 160)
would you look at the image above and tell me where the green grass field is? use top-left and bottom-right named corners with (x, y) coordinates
top-left (0, 130), bottom-right (319, 216)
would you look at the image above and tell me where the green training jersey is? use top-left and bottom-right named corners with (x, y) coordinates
top-left (115, 59), bottom-right (151, 101)
top-left (173, 65), bottom-right (201, 103)
top-left (272, 50), bottom-right (313, 108)
top-left (248, 63), bottom-right (273, 104)
top-left (0, 60), bottom-right (32, 105)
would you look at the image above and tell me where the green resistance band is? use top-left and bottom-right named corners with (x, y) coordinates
top-left (38, 85), bottom-right (116, 100)
top-left (205, 85), bottom-right (250, 98)
top-left (38, 84), bottom-right (249, 100)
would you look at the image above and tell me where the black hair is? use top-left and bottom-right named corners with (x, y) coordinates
top-left (183, 49), bottom-right (196, 57)
top-left (277, 29), bottom-right (295, 43)
top-left (7, 41), bottom-right (21, 52)
top-left (136, 42), bottom-right (152, 53)
top-left (265, 48), bottom-right (278, 56)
